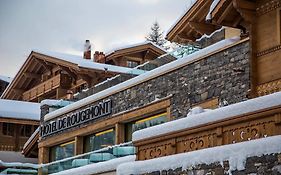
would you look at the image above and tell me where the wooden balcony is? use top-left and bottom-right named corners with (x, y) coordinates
top-left (23, 74), bottom-right (72, 101)
top-left (134, 104), bottom-right (281, 161)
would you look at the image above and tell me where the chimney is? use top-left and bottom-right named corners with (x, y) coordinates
top-left (94, 51), bottom-right (106, 63)
top-left (83, 40), bottom-right (91, 59)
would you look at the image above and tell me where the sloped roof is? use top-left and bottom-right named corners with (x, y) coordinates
top-left (0, 99), bottom-right (40, 121)
top-left (0, 75), bottom-right (12, 83)
top-left (1, 50), bottom-right (144, 100)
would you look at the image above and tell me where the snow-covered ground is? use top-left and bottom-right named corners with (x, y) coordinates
top-left (51, 155), bottom-right (135, 175)
top-left (117, 135), bottom-right (281, 175)
top-left (133, 91), bottom-right (281, 141)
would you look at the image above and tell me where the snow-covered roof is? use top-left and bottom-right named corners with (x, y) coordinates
top-left (133, 91), bottom-right (281, 141)
top-left (23, 127), bottom-right (39, 150)
top-left (0, 75), bottom-right (12, 83)
top-left (33, 50), bottom-right (145, 76)
top-left (51, 155), bottom-right (135, 175)
top-left (105, 41), bottom-right (167, 57)
top-left (117, 135), bottom-right (281, 174)
top-left (44, 37), bottom-right (241, 121)
top-left (0, 99), bottom-right (40, 121)
top-left (165, 0), bottom-right (197, 36)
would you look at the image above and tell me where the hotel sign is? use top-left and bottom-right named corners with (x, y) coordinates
top-left (41, 99), bottom-right (112, 137)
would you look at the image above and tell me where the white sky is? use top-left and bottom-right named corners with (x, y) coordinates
top-left (0, 0), bottom-right (190, 77)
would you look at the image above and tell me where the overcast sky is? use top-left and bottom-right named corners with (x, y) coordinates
top-left (0, 0), bottom-right (190, 77)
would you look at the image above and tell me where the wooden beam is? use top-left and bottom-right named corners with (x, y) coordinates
top-left (79, 74), bottom-right (92, 87)
top-left (34, 58), bottom-right (52, 74)
top-left (233, 0), bottom-right (256, 23)
top-left (217, 2), bottom-right (234, 24)
top-left (13, 89), bottom-right (25, 95)
top-left (23, 72), bottom-right (41, 79)
top-left (188, 21), bottom-right (217, 35)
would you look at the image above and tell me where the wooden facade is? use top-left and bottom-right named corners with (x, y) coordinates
top-left (0, 119), bottom-right (38, 153)
top-left (135, 0), bottom-right (281, 162)
top-left (135, 105), bottom-right (281, 160)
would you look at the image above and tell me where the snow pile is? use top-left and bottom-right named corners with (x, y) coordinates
top-left (133, 91), bottom-right (281, 141)
top-left (0, 99), bottom-right (40, 121)
top-left (40, 99), bottom-right (72, 107)
top-left (117, 135), bottom-right (281, 175)
top-left (0, 153), bottom-right (38, 165)
top-left (0, 75), bottom-right (12, 83)
top-left (32, 50), bottom-right (144, 76)
top-left (44, 37), bottom-right (241, 121)
top-left (206, 0), bottom-right (221, 20)
top-left (186, 106), bottom-right (211, 116)
top-left (51, 155), bottom-right (135, 175)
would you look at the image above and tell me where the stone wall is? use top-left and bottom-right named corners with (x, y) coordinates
top-left (144, 153), bottom-right (281, 175)
top-left (109, 41), bottom-right (250, 119)
top-left (42, 41), bottom-right (250, 136)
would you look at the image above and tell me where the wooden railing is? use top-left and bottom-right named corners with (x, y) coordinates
top-left (134, 105), bottom-right (281, 160)
top-left (23, 74), bottom-right (72, 101)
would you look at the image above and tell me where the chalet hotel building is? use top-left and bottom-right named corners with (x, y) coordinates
top-left (1, 0), bottom-right (281, 174)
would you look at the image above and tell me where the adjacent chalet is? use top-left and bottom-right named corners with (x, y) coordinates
top-left (0, 99), bottom-right (40, 169)
top-left (0, 75), bottom-right (12, 97)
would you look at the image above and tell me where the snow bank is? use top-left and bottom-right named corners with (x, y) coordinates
top-left (51, 155), bottom-right (135, 175)
top-left (132, 91), bottom-right (281, 141)
top-left (0, 153), bottom-right (38, 165)
top-left (32, 50), bottom-right (144, 76)
top-left (44, 37), bottom-right (241, 121)
top-left (117, 135), bottom-right (281, 175)
top-left (0, 99), bottom-right (40, 121)
top-left (0, 75), bottom-right (12, 83)
top-left (206, 0), bottom-right (221, 20)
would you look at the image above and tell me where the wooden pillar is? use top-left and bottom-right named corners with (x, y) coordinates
top-left (38, 147), bottom-right (49, 164)
top-left (14, 124), bottom-right (19, 151)
top-left (38, 147), bottom-right (49, 175)
top-left (115, 123), bottom-right (125, 144)
top-left (249, 22), bottom-right (258, 98)
top-left (56, 88), bottom-right (67, 99)
top-left (75, 136), bottom-right (84, 155)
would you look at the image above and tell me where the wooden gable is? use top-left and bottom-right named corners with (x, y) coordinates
top-left (166, 0), bottom-right (221, 43)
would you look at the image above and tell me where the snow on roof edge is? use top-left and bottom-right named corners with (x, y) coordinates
top-left (165, 0), bottom-right (197, 37)
top-left (117, 135), bottom-right (281, 175)
top-left (104, 41), bottom-right (167, 57)
top-left (44, 37), bottom-right (241, 121)
top-left (132, 91), bottom-right (281, 141)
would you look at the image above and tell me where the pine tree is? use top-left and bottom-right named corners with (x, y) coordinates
top-left (146, 21), bottom-right (166, 47)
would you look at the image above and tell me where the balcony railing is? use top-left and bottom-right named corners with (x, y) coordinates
top-left (40, 142), bottom-right (135, 174)
top-left (23, 74), bottom-right (72, 101)
top-left (134, 100), bottom-right (281, 161)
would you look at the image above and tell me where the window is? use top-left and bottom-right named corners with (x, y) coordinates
top-left (50, 141), bottom-right (75, 162)
top-left (84, 129), bottom-right (115, 153)
top-left (2, 123), bottom-right (14, 136)
top-left (125, 112), bottom-right (167, 142)
top-left (20, 125), bottom-right (32, 137)
top-left (127, 60), bottom-right (140, 68)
